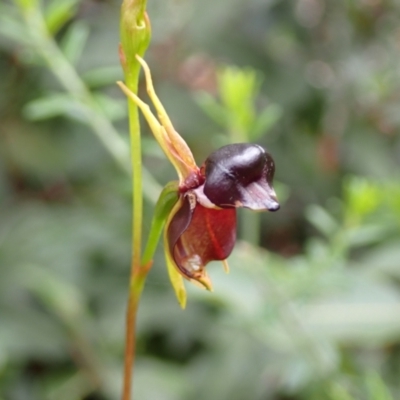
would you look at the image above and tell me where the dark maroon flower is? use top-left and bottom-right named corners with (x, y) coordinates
top-left (167, 143), bottom-right (279, 290)
top-left (119, 56), bottom-right (279, 304)
top-left (197, 144), bottom-right (279, 211)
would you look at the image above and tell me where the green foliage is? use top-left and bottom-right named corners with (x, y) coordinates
top-left (44, 0), bottom-right (80, 35)
top-left (60, 21), bottom-right (90, 65)
top-left (196, 65), bottom-right (282, 143)
top-left (142, 181), bottom-right (178, 266)
top-left (1, 0), bottom-right (400, 399)
top-left (366, 371), bottom-right (394, 400)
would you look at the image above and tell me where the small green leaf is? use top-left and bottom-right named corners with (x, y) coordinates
top-left (218, 66), bottom-right (261, 137)
top-left (219, 66), bottom-right (261, 114)
top-left (44, 0), bottom-right (80, 35)
top-left (23, 93), bottom-right (85, 121)
top-left (366, 371), bottom-right (393, 400)
top-left (195, 91), bottom-right (229, 127)
top-left (344, 225), bottom-right (389, 248)
top-left (142, 181), bottom-right (179, 266)
top-left (82, 66), bottom-right (123, 88)
top-left (93, 93), bottom-right (127, 121)
top-left (306, 204), bottom-right (339, 237)
top-left (343, 176), bottom-right (381, 223)
top-left (14, 0), bottom-right (39, 10)
top-left (141, 181), bottom-right (187, 308)
top-left (328, 382), bottom-right (355, 400)
top-left (24, 265), bottom-right (85, 322)
top-left (250, 104), bottom-right (282, 140)
top-left (60, 20), bottom-right (89, 65)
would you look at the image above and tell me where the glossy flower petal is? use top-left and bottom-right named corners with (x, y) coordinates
top-left (166, 194), bottom-right (236, 290)
top-left (201, 143), bottom-right (279, 211)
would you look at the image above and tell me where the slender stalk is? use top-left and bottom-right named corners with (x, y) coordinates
top-left (125, 70), bottom-right (145, 276)
top-left (119, 2), bottom-right (151, 399)
top-left (122, 262), bottom-right (151, 400)
top-left (121, 72), bottom-right (145, 400)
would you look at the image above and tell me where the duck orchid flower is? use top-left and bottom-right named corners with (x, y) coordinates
top-left (118, 56), bottom-right (279, 307)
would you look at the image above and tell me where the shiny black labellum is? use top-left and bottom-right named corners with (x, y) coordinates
top-left (202, 143), bottom-right (280, 211)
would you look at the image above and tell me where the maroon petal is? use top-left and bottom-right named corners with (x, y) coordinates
top-left (167, 194), bottom-right (236, 287)
top-left (202, 143), bottom-right (280, 211)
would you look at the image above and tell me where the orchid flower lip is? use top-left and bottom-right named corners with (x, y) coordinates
top-left (199, 143), bottom-right (280, 211)
top-left (177, 143), bottom-right (280, 212)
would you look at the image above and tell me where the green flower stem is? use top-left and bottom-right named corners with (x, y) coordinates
top-left (121, 182), bottom-right (179, 399)
top-left (120, 2), bottom-right (150, 399)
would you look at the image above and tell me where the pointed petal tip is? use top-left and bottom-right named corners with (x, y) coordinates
top-left (197, 274), bottom-right (213, 291)
top-left (222, 259), bottom-right (230, 274)
top-left (267, 200), bottom-right (280, 212)
top-left (178, 289), bottom-right (187, 309)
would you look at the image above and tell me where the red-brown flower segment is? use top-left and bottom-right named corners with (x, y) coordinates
top-left (167, 143), bottom-right (279, 290)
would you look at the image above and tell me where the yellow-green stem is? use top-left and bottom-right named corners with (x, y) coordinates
top-left (120, 3), bottom-right (150, 397)
top-left (127, 72), bottom-right (143, 284)
top-left (122, 260), bottom-right (151, 400)
top-left (121, 72), bottom-right (143, 400)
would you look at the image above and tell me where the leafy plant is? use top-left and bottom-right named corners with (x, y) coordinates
top-left (1, 1), bottom-right (400, 400)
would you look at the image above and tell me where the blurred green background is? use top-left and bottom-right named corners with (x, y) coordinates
top-left (1, 0), bottom-right (400, 399)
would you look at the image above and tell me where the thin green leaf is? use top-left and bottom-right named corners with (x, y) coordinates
top-left (24, 264), bottom-right (85, 322)
top-left (141, 181), bottom-right (179, 266)
top-left (195, 91), bottom-right (229, 127)
top-left (344, 225), bottom-right (390, 248)
top-left (82, 66), bottom-right (123, 88)
top-left (250, 104), bottom-right (282, 140)
top-left (14, 0), bottom-right (39, 10)
top-left (23, 92), bottom-right (85, 121)
top-left (142, 183), bottom-right (188, 307)
top-left (93, 93), bottom-right (127, 121)
top-left (328, 383), bottom-right (355, 400)
top-left (60, 21), bottom-right (89, 65)
top-left (343, 176), bottom-right (381, 221)
top-left (44, 0), bottom-right (80, 35)
top-left (218, 66), bottom-right (261, 114)
top-left (306, 204), bottom-right (339, 237)
top-left (366, 371), bottom-right (394, 400)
